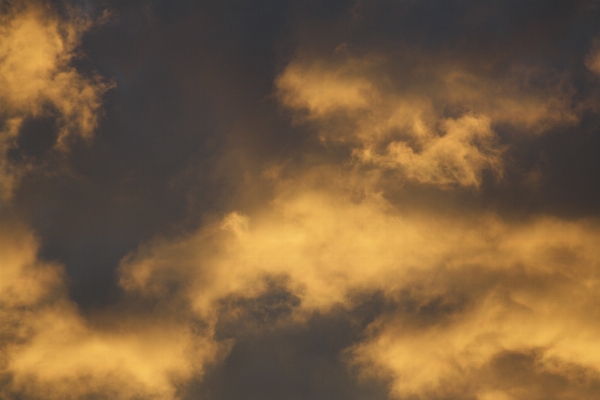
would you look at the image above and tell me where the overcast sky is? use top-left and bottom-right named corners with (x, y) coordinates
top-left (2, 1), bottom-right (600, 399)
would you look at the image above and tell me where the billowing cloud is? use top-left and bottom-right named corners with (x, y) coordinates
top-left (81, 4), bottom-right (600, 398)
top-left (118, 176), bottom-right (600, 399)
top-left (0, 218), bottom-right (222, 400)
top-left (0, 1), bottom-right (111, 201)
top-left (0, 3), bottom-right (216, 399)
top-left (349, 217), bottom-right (600, 399)
top-left (275, 53), bottom-right (578, 188)
top-left (2, 2), bottom-right (600, 400)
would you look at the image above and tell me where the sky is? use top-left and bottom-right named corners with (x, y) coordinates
top-left (2, 1), bottom-right (600, 399)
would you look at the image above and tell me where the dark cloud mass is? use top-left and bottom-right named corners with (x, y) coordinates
top-left (2, 1), bottom-right (600, 399)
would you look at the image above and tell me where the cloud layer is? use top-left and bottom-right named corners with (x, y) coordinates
top-left (2, 1), bottom-right (600, 400)
top-left (119, 180), bottom-right (600, 400)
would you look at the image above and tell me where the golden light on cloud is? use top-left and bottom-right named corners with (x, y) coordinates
top-left (119, 181), bottom-right (600, 399)
top-left (2, 2), bottom-right (600, 400)
top-left (275, 54), bottom-right (578, 189)
top-left (0, 220), bottom-right (221, 400)
top-left (0, 3), bottom-right (210, 399)
top-left (349, 216), bottom-right (600, 399)
top-left (0, 2), bottom-right (111, 201)
top-left (275, 59), bottom-right (378, 118)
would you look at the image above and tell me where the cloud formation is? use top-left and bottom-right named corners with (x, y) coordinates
top-left (0, 1), bottom-right (111, 201)
top-left (118, 179), bottom-right (600, 399)
top-left (0, 3), bottom-right (211, 400)
top-left (0, 218), bottom-right (222, 400)
top-left (275, 51), bottom-right (578, 188)
top-left (2, 1), bottom-right (600, 400)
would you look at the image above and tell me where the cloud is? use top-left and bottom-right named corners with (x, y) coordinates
top-left (0, 1), bottom-right (112, 202)
top-left (349, 218), bottom-right (600, 399)
top-left (275, 52), bottom-right (578, 188)
top-left (3, 2), bottom-right (600, 400)
top-left (117, 174), bottom-right (600, 399)
top-left (113, 20), bottom-right (600, 386)
top-left (0, 4), bottom-right (217, 399)
top-left (586, 35), bottom-right (600, 76)
top-left (275, 58), bottom-right (378, 118)
top-left (0, 218), bottom-right (222, 400)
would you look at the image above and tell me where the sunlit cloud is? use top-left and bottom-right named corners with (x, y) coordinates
top-left (0, 3), bottom-right (214, 399)
top-left (118, 176), bottom-right (600, 399)
top-left (99, 14), bottom-right (600, 399)
top-left (349, 218), bottom-right (600, 399)
top-left (276, 53), bottom-right (578, 188)
top-left (0, 219), bottom-right (222, 400)
top-left (2, 2), bottom-right (600, 400)
top-left (0, 2), bottom-right (112, 201)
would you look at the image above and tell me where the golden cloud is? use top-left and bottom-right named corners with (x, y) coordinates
top-left (0, 2), bottom-right (112, 202)
top-left (0, 6), bottom-right (215, 398)
top-left (118, 35), bottom-right (600, 393)
top-left (276, 59), bottom-right (378, 118)
top-left (275, 54), bottom-right (578, 188)
top-left (0, 220), bottom-right (222, 400)
top-left (349, 216), bottom-right (600, 399)
top-left (3, 5), bottom-right (600, 400)
top-left (117, 174), bottom-right (600, 398)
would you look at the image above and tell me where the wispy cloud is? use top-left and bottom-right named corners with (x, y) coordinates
top-left (2, 2), bottom-right (600, 400)
top-left (0, 1), bottom-right (111, 201)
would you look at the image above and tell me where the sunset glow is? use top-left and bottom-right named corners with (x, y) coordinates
top-left (2, 2), bottom-right (600, 400)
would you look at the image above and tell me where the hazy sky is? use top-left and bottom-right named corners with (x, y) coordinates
top-left (2, 1), bottom-right (600, 399)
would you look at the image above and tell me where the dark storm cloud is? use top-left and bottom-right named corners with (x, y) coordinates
top-left (3, 1), bottom-right (600, 400)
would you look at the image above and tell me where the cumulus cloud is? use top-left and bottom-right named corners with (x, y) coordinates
top-left (3, 2), bottom-right (600, 400)
top-left (117, 176), bottom-right (600, 399)
top-left (0, 218), bottom-right (222, 400)
top-left (0, 1), bottom-right (112, 201)
top-left (275, 53), bottom-right (578, 188)
top-left (0, 3), bottom-right (218, 399)
top-left (112, 16), bottom-right (600, 398)
top-left (349, 217), bottom-right (600, 399)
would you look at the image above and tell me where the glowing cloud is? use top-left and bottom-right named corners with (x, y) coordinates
top-left (276, 55), bottom-right (577, 188)
top-left (0, 220), bottom-right (222, 400)
top-left (3, 3), bottom-right (600, 400)
top-left (119, 181), bottom-right (600, 399)
top-left (113, 30), bottom-right (600, 399)
top-left (0, 2), bottom-right (112, 201)
top-left (0, 4), bottom-right (215, 399)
